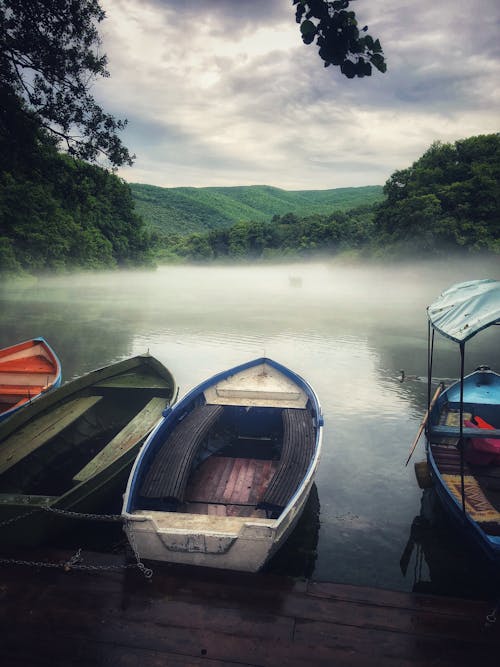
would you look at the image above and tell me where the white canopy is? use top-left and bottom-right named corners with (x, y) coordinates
top-left (427, 279), bottom-right (500, 343)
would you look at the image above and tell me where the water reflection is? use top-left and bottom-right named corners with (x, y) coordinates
top-left (265, 484), bottom-right (321, 578)
top-left (401, 488), bottom-right (500, 599)
top-left (1, 259), bottom-right (499, 593)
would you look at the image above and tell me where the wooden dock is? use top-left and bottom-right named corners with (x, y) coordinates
top-left (0, 548), bottom-right (499, 666)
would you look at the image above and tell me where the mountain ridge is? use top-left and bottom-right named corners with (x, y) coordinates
top-left (130, 183), bottom-right (384, 235)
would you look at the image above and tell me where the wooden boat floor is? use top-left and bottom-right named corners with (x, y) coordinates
top-left (183, 456), bottom-right (279, 517)
top-left (433, 408), bottom-right (500, 515)
top-left (431, 444), bottom-right (500, 529)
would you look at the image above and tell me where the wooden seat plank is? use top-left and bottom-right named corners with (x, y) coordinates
top-left (261, 408), bottom-right (315, 511)
top-left (0, 355), bottom-right (55, 374)
top-left (72, 397), bottom-right (166, 483)
top-left (95, 370), bottom-right (170, 390)
top-left (0, 384), bottom-right (44, 397)
top-left (140, 403), bottom-right (223, 502)
top-left (0, 396), bottom-right (102, 476)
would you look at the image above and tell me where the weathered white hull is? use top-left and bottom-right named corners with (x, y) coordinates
top-left (123, 466), bottom-right (316, 572)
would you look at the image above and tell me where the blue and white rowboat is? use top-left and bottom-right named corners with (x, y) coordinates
top-left (123, 357), bottom-right (323, 572)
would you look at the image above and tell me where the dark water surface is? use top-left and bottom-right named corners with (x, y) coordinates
top-left (1, 259), bottom-right (500, 596)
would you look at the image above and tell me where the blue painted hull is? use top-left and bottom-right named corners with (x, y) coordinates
top-left (428, 368), bottom-right (500, 565)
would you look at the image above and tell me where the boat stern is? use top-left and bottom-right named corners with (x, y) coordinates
top-left (123, 510), bottom-right (277, 572)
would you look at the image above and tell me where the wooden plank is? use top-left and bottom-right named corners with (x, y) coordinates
top-left (0, 356), bottom-right (55, 374)
top-left (72, 397), bottom-right (165, 483)
top-left (1, 554), bottom-right (499, 667)
top-left (230, 458), bottom-right (250, 503)
top-left (0, 384), bottom-right (44, 396)
top-left (95, 370), bottom-right (169, 389)
top-left (214, 457), bottom-right (237, 499)
top-left (222, 458), bottom-right (243, 503)
top-left (185, 457), bottom-right (278, 507)
top-left (0, 396), bottom-right (102, 476)
top-left (140, 404), bottom-right (224, 501)
top-left (262, 408), bottom-right (315, 509)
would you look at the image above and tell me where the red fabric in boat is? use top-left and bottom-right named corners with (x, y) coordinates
top-left (464, 418), bottom-right (500, 465)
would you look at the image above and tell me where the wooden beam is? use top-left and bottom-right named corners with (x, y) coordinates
top-left (0, 396), bottom-right (102, 476)
top-left (72, 397), bottom-right (166, 483)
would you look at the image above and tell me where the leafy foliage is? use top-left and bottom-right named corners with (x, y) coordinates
top-left (0, 0), bottom-right (132, 166)
top-left (374, 134), bottom-right (500, 255)
top-left (131, 183), bottom-right (384, 235)
top-left (160, 206), bottom-right (376, 262)
top-left (294, 0), bottom-right (386, 78)
top-left (0, 124), bottom-right (152, 275)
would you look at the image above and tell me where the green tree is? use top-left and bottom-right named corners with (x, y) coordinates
top-left (374, 134), bottom-right (500, 255)
top-left (0, 127), bottom-right (152, 273)
top-left (0, 0), bottom-right (132, 166)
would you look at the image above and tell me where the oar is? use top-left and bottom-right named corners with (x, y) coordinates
top-left (405, 383), bottom-right (443, 466)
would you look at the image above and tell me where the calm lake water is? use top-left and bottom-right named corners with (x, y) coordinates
top-left (1, 258), bottom-right (500, 596)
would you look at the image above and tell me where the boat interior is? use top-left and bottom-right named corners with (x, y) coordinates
top-left (135, 397), bottom-right (317, 520)
top-left (430, 390), bottom-right (500, 535)
top-left (0, 342), bottom-right (58, 413)
top-left (0, 380), bottom-right (172, 499)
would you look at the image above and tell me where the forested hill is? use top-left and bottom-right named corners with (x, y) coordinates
top-left (130, 183), bottom-right (384, 235)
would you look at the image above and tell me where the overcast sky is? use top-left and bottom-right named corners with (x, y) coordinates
top-left (95, 0), bottom-right (500, 190)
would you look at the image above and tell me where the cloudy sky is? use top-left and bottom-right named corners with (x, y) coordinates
top-left (95, 0), bottom-right (499, 190)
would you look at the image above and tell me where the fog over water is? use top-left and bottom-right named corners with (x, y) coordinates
top-left (1, 258), bottom-right (499, 594)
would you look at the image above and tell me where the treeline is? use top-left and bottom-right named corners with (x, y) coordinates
top-left (1, 130), bottom-right (498, 274)
top-left (0, 119), bottom-right (153, 275)
top-left (375, 133), bottom-right (499, 255)
top-left (155, 133), bottom-right (499, 262)
top-left (156, 207), bottom-right (375, 261)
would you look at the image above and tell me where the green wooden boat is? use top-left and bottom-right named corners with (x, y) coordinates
top-left (0, 354), bottom-right (176, 546)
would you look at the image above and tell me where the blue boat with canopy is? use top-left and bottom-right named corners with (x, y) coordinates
top-left (425, 279), bottom-right (500, 564)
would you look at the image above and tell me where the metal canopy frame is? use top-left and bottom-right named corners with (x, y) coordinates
top-left (426, 280), bottom-right (500, 516)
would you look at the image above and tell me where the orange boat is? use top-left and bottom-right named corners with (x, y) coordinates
top-left (0, 338), bottom-right (62, 422)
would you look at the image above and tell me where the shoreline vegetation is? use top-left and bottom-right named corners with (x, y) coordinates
top-left (1, 132), bottom-right (498, 278)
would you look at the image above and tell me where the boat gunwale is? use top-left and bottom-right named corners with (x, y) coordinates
top-left (123, 357), bottom-right (323, 531)
top-left (0, 353), bottom-right (176, 439)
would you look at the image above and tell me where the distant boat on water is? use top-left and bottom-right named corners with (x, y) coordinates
top-left (0, 337), bottom-right (61, 422)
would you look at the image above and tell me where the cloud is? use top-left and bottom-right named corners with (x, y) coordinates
top-left (97, 0), bottom-right (500, 189)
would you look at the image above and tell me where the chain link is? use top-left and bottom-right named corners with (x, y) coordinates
top-left (0, 506), bottom-right (153, 579)
top-left (0, 507), bottom-right (43, 529)
top-left (124, 519), bottom-right (153, 579)
top-left (485, 598), bottom-right (499, 629)
top-left (41, 506), bottom-right (123, 522)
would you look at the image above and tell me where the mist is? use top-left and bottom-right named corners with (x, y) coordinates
top-left (1, 256), bottom-right (499, 591)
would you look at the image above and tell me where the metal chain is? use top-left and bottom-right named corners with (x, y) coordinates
top-left (485, 598), bottom-right (499, 629)
top-left (41, 506), bottom-right (123, 522)
top-left (0, 507), bottom-right (153, 579)
top-left (0, 505), bottom-right (122, 529)
top-left (0, 507), bottom-right (43, 529)
top-left (0, 548), bottom-right (148, 575)
top-left (124, 519), bottom-right (153, 580)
